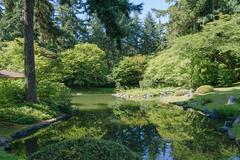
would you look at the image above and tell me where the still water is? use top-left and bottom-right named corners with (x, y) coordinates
top-left (12, 88), bottom-right (238, 160)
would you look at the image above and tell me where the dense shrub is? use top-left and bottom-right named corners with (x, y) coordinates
top-left (111, 55), bottom-right (147, 86)
top-left (0, 39), bottom-right (62, 82)
top-left (0, 79), bottom-right (24, 105)
top-left (144, 14), bottom-right (240, 88)
top-left (37, 80), bottom-right (71, 113)
top-left (195, 85), bottom-right (214, 94)
top-left (29, 139), bottom-right (139, 160)
top-left (0, 40), bottom-right (71, 124)
top-left (0, 103), bottom-right (56, 124)
top-left (174, 89), bottom-right (189, 96)
top-left (61, 44), bottom-right (108, 87)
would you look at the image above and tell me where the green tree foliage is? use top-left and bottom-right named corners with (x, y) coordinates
top-left (155, 0), bottom-right (240, 43)
top-left (61, 43), bottom-right (109, 87)
top-left (141, 12), bottom-right (163, 54)
top-left (87, 0), bottom-right (142, 49)
top-left (144, 14), bottom-right (240, 88)
top-left (0, 39), bottom-right (71, 123)
top-left (0, 0), bottom-right (142, 52)
top-left (0, 1), bottom-right (23, 41)
top-left (88, 17), bottom-right (117, 65)
top-left (122, 13), bottom-right (143, 55)
top-left (0, 39), bottom-right (62, 82)
top-left (2, 0), bottom-right (15, 13)
top-left (112, 55), bottom-right (147, 86)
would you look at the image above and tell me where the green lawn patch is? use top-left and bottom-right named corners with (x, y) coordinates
top-left (118, 87), bottom-right (179, 97)
top-left (187, 86), bottom-right (240, 118)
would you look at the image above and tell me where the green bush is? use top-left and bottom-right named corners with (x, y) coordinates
top-left (0, 39), bottom-right (71, 124)
top-left (174, 89), bottom-right (189, 96)
top-left (0, 104), bottom-right (54, 124)
top-left (217, 64), bottom-right (237, 86)
top-left (0, 79), bottom-right (24, 105)
top-left (195, 85), bottom-right (214, 94)
top-left (111, 55), bottom-right (147, 86)
top-left (0, 39), bottom-right (62, 82)
top-left (37, 80), bottom-right (71, 113)
top-left (61, 43), bottom-right (108, 87)
top-left (29, 139), bottom-right (139, 160)
top-left (144, 14), bottom-right (240, 88)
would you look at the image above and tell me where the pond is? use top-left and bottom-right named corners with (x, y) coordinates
top-left (12, 88), bottom-right (239, 160)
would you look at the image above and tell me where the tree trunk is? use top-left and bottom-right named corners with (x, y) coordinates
top-left (24, 0), bottom-right (37, 103)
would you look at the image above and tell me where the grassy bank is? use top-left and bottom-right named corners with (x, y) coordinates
top-left (186, 86), bottom-right (240, 117)
top-left (120, 86), bottom-right (240, 117)
top-left (120, 85), bottom-right (240, 139)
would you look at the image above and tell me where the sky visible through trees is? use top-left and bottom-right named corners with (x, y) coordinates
top-left (130, 0), bottom-right (170, 22)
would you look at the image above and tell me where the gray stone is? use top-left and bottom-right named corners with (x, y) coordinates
top-left (188, 89), bottom-right (194, 97)
top-left (227, 96), bottom-right (237, 105)
top-left (219, 126), bottom-right (229, 133)
top-left (0, 136), bottom-right (9, 145)
top-left (236, 138), bottom-right (240, 146)
top-left (0, 136), bottom-right (10, 150)
top-left (233, 116), bottom-right (240, 126)
top-left (224, 121), bottom-right (233, 128)
top-left (228, 156), bottom-right (240, 160)
top-left (227, 129), bottom-right (235, 140)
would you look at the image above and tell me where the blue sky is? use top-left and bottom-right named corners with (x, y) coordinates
top-left (130, 0), bottom-right (170, 20)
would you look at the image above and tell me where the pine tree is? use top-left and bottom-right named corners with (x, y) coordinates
top-left (123, 13), bottom-right (143, 55)
top-left (141, 12), bottom-right (161, 54)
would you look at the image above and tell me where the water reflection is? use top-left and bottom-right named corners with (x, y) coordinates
top-left (103, 124), bottom-right (174, 160)
top-left (11, 91), bottom-right (239, 160)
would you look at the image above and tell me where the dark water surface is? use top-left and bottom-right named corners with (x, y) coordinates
top-left (12, 88), bottom-right (238, 160)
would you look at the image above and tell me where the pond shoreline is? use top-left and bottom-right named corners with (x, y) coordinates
top-left (12, 114), bottom-right (72, 140)
top-left (113, 92), bottom-right (240, 146)
top-left (0, 114), bottom-right (72, 151)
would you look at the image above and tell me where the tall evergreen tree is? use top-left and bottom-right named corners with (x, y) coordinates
top-left (155, 0), bottom-right (240, 43)
top-left (88, 17), bottom-right (108, 50)
top-left (0, 0), bottom-right (23, 41)
top-left (87, 0), bottom-right (142, 50)
top-left (123, 13), bottom-right (143, 55)
top-left (141, 12), bottom-right (161, 54)
top-left (3, 0), bottom-right (14, 13)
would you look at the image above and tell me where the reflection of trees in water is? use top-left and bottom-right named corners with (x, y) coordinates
top-left (12, 102), bottom-right (238, 159)
top-left (145, 104), bottom-right (238, 159)
top-left (108, 103), bottom-right (175, 160)
top-left (103, 123), bottom-right (173, 160)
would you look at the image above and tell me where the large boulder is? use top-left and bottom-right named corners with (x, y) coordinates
top-left (195, 85), bottom-right (214, 94)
